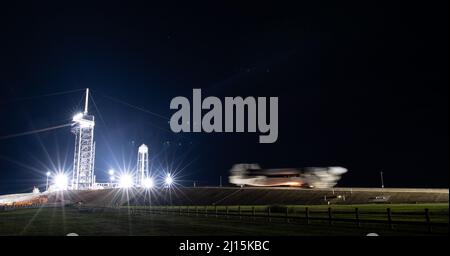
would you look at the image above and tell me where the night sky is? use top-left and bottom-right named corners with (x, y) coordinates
top-left (0, 1), bottom-right (448, 194)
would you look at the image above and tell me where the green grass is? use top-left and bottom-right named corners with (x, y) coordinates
top-left (0, 204), bottom-right (447, 236)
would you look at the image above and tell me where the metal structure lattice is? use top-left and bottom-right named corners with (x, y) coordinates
top-left (71, 89), bottom-right (96, 190)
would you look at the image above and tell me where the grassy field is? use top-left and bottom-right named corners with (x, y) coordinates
top-left (0, 204), bottom-right (447, 236)
top-left (122, 203), bottom-right (449, 223)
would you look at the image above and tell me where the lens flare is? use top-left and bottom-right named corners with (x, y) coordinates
top-left (54, 173), bottom-right (68, 190)
top-left (119, 174), bottom-right (134, 188)
top-left (142, 177), bottom-right (154, 189)
top-left (165, 174), bottom-right (173, 186)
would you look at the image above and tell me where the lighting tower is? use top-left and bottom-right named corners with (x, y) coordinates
top-left (71, 88), bottom-right (96, 190)
top-left (137, 144), bottom-right (149, 186)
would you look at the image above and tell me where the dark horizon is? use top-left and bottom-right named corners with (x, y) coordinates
top-left (0, 1), bottom-right (448, 194)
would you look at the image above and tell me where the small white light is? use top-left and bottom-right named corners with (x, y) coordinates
top-left (108, 169), bottom-right (115, 176)
top-left (46, 171), bottom-right (51, 176)
top-left (119, 174), bottom-right (133, 188)
top-left (165, 174), bottom-right (173, 186)
top-left (54, 173), bottom-right (68, 190)
top-left (73, 112), bottom-right (83, 121)
top-left (142, 177), bottom-right (154, 189)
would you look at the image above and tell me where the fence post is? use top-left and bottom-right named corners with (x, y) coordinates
top-left (355, 208), bottom-right (360, 228)
top-left (252, 206), bottom-right (256, 221)
top-left (238, 205), bottom-right (241, 219)
top-left (226, 206), bottom-right (229, 219)
top-left (305, 207), bottom-right (310, 224)
top-left (215, 205), bottom-right (218, 218)
top-left (196, 206), bottom-right (198, 216)
top-left (387, 208), bottom-right (393, 230)
top-left (425, 208), bottom-right (432, 233)
top-left (205, 206), bottom-right (208, 217)
top-left (268, 207), bottom-right (271, 222)
top-left (286, 207), bottom-right (289, 223)
top-left (328, 207), bottom-right (332, 225)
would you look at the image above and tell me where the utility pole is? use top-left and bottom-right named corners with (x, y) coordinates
top-left (46, 171), bottom-right (51, 191)
top-left (219, 176), bottom-right (222, 187)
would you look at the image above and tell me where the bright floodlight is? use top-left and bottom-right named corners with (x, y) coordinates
top-left (142, 177), bottom-right (154, 189)
top-left (72, 112), bottom-right (83, 121)
top-left (108, 169), bottom-right (115, 176)
top-left (119, 174), bottom-right (133, 188)
top-left (54, 173), bottom-right (68, 190)
top-left (46, 171), bottom-right (51, 176)
top-left (165, 174), bottom-right (173, 186)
